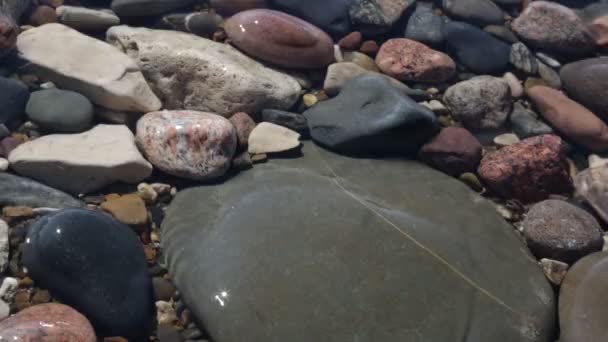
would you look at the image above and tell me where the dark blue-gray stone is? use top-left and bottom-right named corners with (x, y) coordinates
top-left (0, 173), bottom-right (83, 208)
top-left (0, 77), bottom-right (29, 124)
top-left (442, 0), bottom-right (505, 27)
top-left (404, 2), bottom-right (446, 46)
top-left (162, 142), bottom-right (556, 342)
top-left (261, 109), bottom-right (308, 134)
top-left (111, 0), bottom-right (196, 16)
top-left (303, 74), bottom-right (439, 156)
top-left (22, 208), bottom-right (154, 339)
top-left (26, 89), bottom-right (94, 133)
top-left (444, 21), bottom-right (511, 74)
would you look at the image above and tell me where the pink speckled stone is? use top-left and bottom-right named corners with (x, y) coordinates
top-left (228, 112), bottom-right (256, 149)
top-left (136, 110), bottom-right (237, 180)
top-left (0, 303), bottom-right (96, 342)
top-left (224, 9), bottom-right (335, 69)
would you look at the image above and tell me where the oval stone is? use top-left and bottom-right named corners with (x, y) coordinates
top-left (224, 9), bottom-right (335, 69)
top-left (376, 38), bottom-right (455, 82)
top-left (210, 0), bottom-right (268, 15)
top-left (0, 303), bottom-right (96, 341)
top-left (136, 110), bottom-right (237, 180)
top-left (560, 57), bottom-right (608, 121)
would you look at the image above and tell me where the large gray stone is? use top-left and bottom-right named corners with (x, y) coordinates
top-left (162, 142), bottom-right (556, 342)
top-left (0, 173), bottom-right (83, 208)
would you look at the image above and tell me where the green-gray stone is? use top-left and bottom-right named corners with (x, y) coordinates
top-left (162, 143), bottom-right (555, 342)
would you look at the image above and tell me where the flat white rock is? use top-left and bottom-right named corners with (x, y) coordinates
top-left (17, 23), bottom-right (161, 113)
top-left (9, 124), bottom-right (153, 194)
top-left (248, 122), bottom-right (301, 154)
top-left (0, 219), bottom-right (7, 273)
top-left (106, 26), bottom-right (301, 116)
top-left (56, 6), bottom-right (120, 31)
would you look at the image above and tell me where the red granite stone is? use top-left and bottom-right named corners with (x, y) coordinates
top-left (224, 9), bottom-right (335, 69)
top-left (419, 127), bottom-right (482, 176)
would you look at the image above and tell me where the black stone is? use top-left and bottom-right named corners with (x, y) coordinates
top-left (304, 74), bottom-right (439, 156)
top-left (268, 0), bottom-right (350, 38)
top-left (442, 0), bottom-right (504, 27)
top-left (0, 77), bottom-right (29, 124)
top-left (444, 21), bottom-right (511, 74)
top-left (261, 109), bottom-right (309, 134)
top-left (22, 209), bottom-right (154, 339)
top-left (404, 2), bottom-right (446, 46)
top-left (0, 173), bottom-right (83, 209)
top-left (26, 89), bottom-right (94, 133)
top-left (111, 0), bottom-right (197, 17)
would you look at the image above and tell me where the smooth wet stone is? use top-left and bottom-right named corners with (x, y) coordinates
top-left (268, 0), bottom-right (350, 38)
top-left (419, 127), bottom-right (482, 176)
top-left (537, 62), bottom-right (561, 89)
top-left (560, 252), bottom-right (608, 342)
top-left (26, 88), bottom-right (94, 133)
top-left (442, 0), bottom-right (504, 27)
top-left (161, 141), bottom-right (555, 342)
top-left (111, 0), bottom-right (196, 16)
top-left (22, 209), bottom-right (154, 339)
top-left (560, 57), bottom-right (608, 120)
top-left (261, 109), bottom-right (308, 134)
top-left (511, 1), bottom-right (594, 54)
top-left (510, 102), bottom-right (553, 139)
top-left (349, 0), bottom-right (415, 34)
top-left (17, 23), bottom-right (161, 113)
top-left (444, 21), bottom-right (511, 74)
top-left (522, 200), bottom-right (603, 264)
top-left (527, 86), bottom-right (608, 152)
top-left (9, 124), bottom-right (153, 194)
top-left (0, 77), bottom-right (29, 124)
top-left (107, 25), bottom-right (301, 116)
top-left (56, 6), bottom-right (120, 31)
top-left (443, 76), bottom-right (512, 131)
top-left (478, 135), bottom-right (573, 203)
top-left (575, 156), bottom-right (608, 224)
top-left (136, 111), bottom-right (236, 181)
top-left (247, 122), bottom-right (300, 154)
top-left (224, 9), bottom-right (334, 69)
top-left (29, 5), bottom-right (58, 26)
top-left (510, 42), bottom-right (538, 74)
top-left (375, 38), bottom-right (455, 83)
top-left (0, 173), bottom-right (83, 208)
top-left (209, 0), bottom-right (268, 15)
top-left (0, 303), bottom-right (96, 341)
top-left (484, 25), bottom-right (519, 44)
top-left (404, 2), bottom-right (445, 46)
top-left (304, 75), bottom-right (438, 155)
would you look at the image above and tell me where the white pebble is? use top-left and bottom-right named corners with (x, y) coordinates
top-left (151, 183), bottom-right (172, 196)
top-left (137, 182), bottom-right (158, 203)
top-left (0, 299), bottom-right (8, 321)
top-left (0, 277), bottom-right (18, 301)
top-left (0, 158), bottom-right (8, 172)
top-left (333, 45), bottom-right (344, 63)
top-left (156, 300), bottom-right (178, 325)
top-left (493, 133), bottom-right (520, 147)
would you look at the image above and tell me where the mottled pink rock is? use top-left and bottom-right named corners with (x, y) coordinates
top-left (418, 127), bottom-right (482, 176)
top-left (224, 9), bottom-right (335, 69)
top-left (478, 134), bottom-right (573, 203)
top-left (229, 112), bottom-right (256, 149)
top-left (511, 1), bottom-right (593, 54)
top-left (528, 86), bottom-right (608, 152)
top-left (589, 16), bottom-right (608, 47)
top-left (210, 0), bottom-right (268, 15)
top-left (376, 38), bottom-right (455, 82)
top-left (0, 303), bottom-right (96, 341)
top-left (136, 110), bottom-right (237, 180)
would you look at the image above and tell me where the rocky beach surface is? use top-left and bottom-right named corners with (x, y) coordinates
top-left (1, 0), bottom-right (608, 341)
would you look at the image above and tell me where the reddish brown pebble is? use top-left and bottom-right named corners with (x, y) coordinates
top-left (419, 127), bottom-right (482, 176)
top-left (589, 16), bottom-right (608, 47)
top-left (478, 134), bottom-right (573, 203)
top-left (360, 40), bottom-right (379, 56)
top-left (0, 16), bottom-right (17, 54)
top-left (29, 5), bottom-right (58, 26)
top-left (229, 112), bottom-right (256, 149)
top-left (209, 0), bottom-right (268, 15)
top-left (527, 86), bottom-right (608, 152)
top-left (0, 303), bottom-right (96, 341)
top-left (376, 38), bottom-right (456, 82)
top-left (224, 9), bottom-right (335, 69)
top-left (338, 31), bottom-right (362, 50)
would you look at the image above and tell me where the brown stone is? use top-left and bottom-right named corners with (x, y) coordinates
top-left (29, 5), bottom-right (58, 26)
top-left (0, 303), bottom-right (96, 341)
top-left (224, 9), bottom-right (335, 69)
top-left (559, 252), bottom-right (608, 342)
top-left (338, 31), bottom-right (362, 50)
top-left (376, 38), bottom-right (455, 83)
top-left (2, 206), bottom-right (34, 218)
top-left (418, 127), bottom-right (482, 176)
top-left (478, 134), bottom-right (573, 203)
top-left (14, 289), bottom-right (31, 311)
top-left (589, 16), bottom-right (608, 47)
top-left (31, 289), bottom-right (51, 305)
top-left (560, 57), bottom-right (608, 121)
top-left (209, 0), bottom-right (268, 15)
top-left (0, 16), bottom-right (17, 54)
top-left (527, 86), bottom-right (608, 152)
top-left (360, 40), bottom-right (379, 56)
top-left (229, 112), bottom-right (256, 150)
top-left (100, 193), bottom-right (148, 226)
top-left (143, 245), bottom-right (157, 265)
top-left (522, 199), bottom-right (603, 264)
